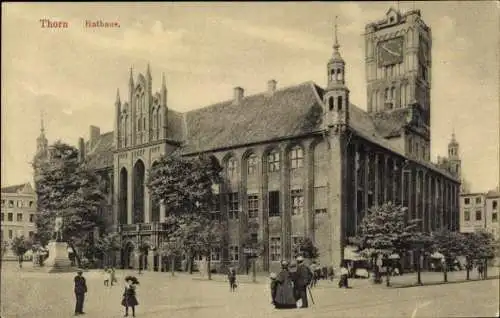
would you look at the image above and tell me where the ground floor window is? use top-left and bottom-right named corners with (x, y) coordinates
top-left (211, 247), bottom-right (221, 262)
top-left (270, 237), bottom-right (281, 261)
top-left (229, 245), bottom-right (239, 261)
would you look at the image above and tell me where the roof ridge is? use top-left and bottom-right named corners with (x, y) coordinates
top-left (183, 81), bottom-right (318, 115)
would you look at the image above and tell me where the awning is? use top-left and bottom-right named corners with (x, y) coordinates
top-left (344, 246), bottom-right (365, 261)
top-left (431, 252), bottom-right (445, 259)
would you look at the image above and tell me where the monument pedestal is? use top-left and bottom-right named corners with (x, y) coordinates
top-left (44, 241), bottom-right (73, 273)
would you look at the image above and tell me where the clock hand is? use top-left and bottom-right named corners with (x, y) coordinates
top-left (382, 45), bottom-right (401, 57)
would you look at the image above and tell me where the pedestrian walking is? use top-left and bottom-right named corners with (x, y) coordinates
top-left (338, 262), bottom-right (350, 288)
top-left (228, 267), bottom-right (237, 292)
top-left (293, 256), bottom-right (313, 308)
top-left (477, 261), bottom-right (484, 280)
top-left (309, 261), bottom-right (318, 288)
top-left (104, 267), bottom-right (110, 287)
top-left (327, 265), bottom-right (335, 281)
top-left (271, 261), bottom-right (297, 309)
top-left (110, 267), bottom-right (117, 286)
top-left (74, 269), bottom-right (87, 316)
top-left (122, 276), bottom-right (139, 317)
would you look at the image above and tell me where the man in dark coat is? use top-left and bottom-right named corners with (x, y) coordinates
top-left (293, 256), bottom-right (313, 308)
top-left (74, 269), bottom-right (87, 315)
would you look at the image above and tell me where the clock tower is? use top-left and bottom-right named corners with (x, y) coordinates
top-left (365, 8), bottom-right (432, 159)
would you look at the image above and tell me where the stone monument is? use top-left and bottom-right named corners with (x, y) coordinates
top-left (44, 216), bottom-right (73, 273)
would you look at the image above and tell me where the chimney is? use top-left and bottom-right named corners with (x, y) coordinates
top-left (267, 79), bottom-right (277, 95)
top-left (78, 137), bottom-right (85, 162)
top-left (233, 87), bottom-right (244, 104)
top-left (89, 125), bottom-right (100, 147)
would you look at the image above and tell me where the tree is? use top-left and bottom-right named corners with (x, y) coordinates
top-left (351, 202), bottom-right (421, 286)
top-left (34, 141), bottom-right (106, 266)
top-left (196, 217), bottom-right (226, 280)
top-left (95, 232), bottom-right (121, 267)
top-left (147, 152), bottom-right (223, 218)
top-left (467, 229), bottom-right (496, 279)
top-left (10, 236), bottom-right (33, 267)
top-left (431, 229), bottom-right (465, 282)
top-left (159, 236), bottom-right (183, 276)
top-left (147, 152), bottom-right (224, 279)
top-left (292, 237), bottom-right (319, 260)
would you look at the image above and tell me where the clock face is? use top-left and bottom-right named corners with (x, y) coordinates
top-left (377, 37), bottom-right (404, 67)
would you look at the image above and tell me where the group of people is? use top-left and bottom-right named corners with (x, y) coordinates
top-left (268, 258), bottom-right (353, 309)
top-left (73, 269), bottom-right (140, 317)
top-left (269, 256), bottom-right (314, 309)
top-left (103, 267), bottom-right (118, 286)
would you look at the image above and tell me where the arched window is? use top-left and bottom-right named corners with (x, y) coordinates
top-left (337, 96), bottom-right (343, 111)
top-left (384, 88), bottom-right (389, 101)
top-left (328, 97), bottom-right (334, 111)
top-left (268, 150), bottom-right (280, 172)
top-left (391, 87), bottom-right (396, 101)
top-left (290, 146), bottom-right (304, 169)
top-left (138, 118), bottom-right (142, 131)
top-left (227, 157), bottom-right (238, 178)
top-left (247, 153), bottom-right (257, 175)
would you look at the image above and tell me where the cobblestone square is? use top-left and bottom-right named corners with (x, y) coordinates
top-left (1, 262), bottom-right (498, 318)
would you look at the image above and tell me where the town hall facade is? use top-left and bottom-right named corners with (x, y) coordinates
top-left (34, 8), bottom-right (462, 272)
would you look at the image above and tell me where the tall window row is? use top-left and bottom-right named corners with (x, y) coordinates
top-left (226, 146), bottom-right (305, 179)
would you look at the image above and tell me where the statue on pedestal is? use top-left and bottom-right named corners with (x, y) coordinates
top-left (53, 216), bottom-right (64, 242)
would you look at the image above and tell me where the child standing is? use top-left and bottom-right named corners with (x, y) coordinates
top-left (110, 267), bottom-right (117, 286)
top-left (228, 267), bottom-right (237, 292)
top-left (103, 267), bottom-right (110, 287)
top-left (122, 276), bottom-right (139, 317)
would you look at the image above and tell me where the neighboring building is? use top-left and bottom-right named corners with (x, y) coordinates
top-left (460, 192), bottom-right (487, 234)
top-left (460, 190), bottom-right (500, 240)
top-left (38, 7), bottom-right (462, 272)
top-left (485, 190), bottom-right (499, 240)
top-left (1, 183), bottom-right (37, 254)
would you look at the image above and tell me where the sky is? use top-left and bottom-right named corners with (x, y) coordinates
top-left (1, 1), bottom-right (499, 192)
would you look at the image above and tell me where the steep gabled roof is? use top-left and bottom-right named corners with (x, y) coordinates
top-left (370, 108), bottom-right (410, 138)
top-left (1, 183), bottom-right (33, 194)
top-left (181, 81), bottom-right (324, 154)
top-left (82, 80), bottom-right (456, 181)
top-left (86, 132), bottom-right (114, 170)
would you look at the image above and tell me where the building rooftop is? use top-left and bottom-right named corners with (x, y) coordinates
top-left (83, 80), bottom-right (457, 181)
top-left (1, 183), bottom-right (33, 194)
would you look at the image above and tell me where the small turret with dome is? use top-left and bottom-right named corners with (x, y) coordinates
top-left (323, 16), bottom-right (350, 130)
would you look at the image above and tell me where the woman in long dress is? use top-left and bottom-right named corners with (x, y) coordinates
top-left (271, 261), bottom-right (297, 309)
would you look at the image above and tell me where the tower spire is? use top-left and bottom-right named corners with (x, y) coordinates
top-left (333, 15), bottom-right (340, 51)
top-left (116, 88), bottom-right (121, 103)
top-left (40, 109), bottom-right (45, 134)
top-left (162, 72), bottom-right (166, 87)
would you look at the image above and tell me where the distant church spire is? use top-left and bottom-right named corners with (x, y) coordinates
top-left (36, 109), bottom-right (48, 155)
top-left (40, 109), bottom-right (45, 134)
